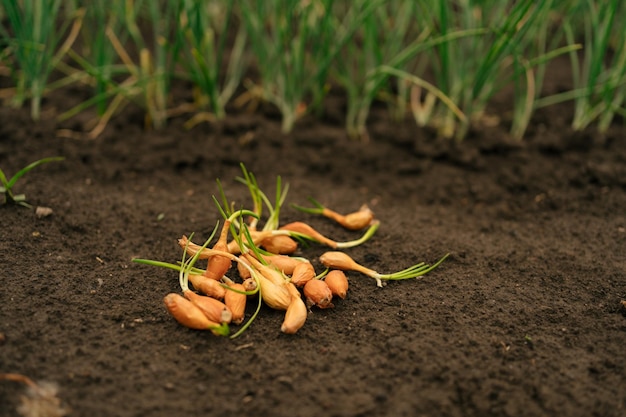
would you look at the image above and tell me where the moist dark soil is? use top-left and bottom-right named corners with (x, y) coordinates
top-left (1, 63), bottom-right (625, 417)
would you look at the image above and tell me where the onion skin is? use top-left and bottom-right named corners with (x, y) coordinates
top-left (163, 293), bottom-right (221, 330)
top-left (188, 274), bottom-right (226, 299)
top-left (224, 283), bottom-right (247, 325)
top-left (325, 270), bottom-right (349, 299)
top-left (183, 290), bottom-right (232, 324)
top-left (303, 279), bottom-right (334, 309)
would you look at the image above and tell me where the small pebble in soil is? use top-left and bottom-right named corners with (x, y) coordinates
top-left (35, 206), bottom-right (54, 218)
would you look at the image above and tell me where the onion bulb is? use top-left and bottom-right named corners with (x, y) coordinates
top-left (280, 221), bottom-right (337, 248)
top-left (292, 198), bottom-right (374, 230)
top-left (163, 293), bottom-right (228, 336)
top-left (188, 273), bottom-right (226, 299)
top-left (258, 275), bottom-right (291, 310)
top-left (252, 252), bottom-right (305, 275)
top-left (324, 204), bottom-right (374, 230)
top-left (324, 270), bottom-right (349, 299)
top-left (203, 219), bottom-right (233, 280)
top-left (319, 251), bottom-right (376, 275)
top-left (303, 279), bottom-right (334, 309)
top-left (261, 234), bottom-right (298, 254)
top-left (226, 230), bottom-right (293, 254)
top-left (236, 255), bottom-right (252, 279)
top-left (224, 283), bottom-right (247, 325)
top-left (281, 220), bottom-right (380, 249)
top-left (183, 290), bottom-right (232, 324)
top-left (320, 251), bottom-right (449, 287)
top-left (281, 284), bottom-right (308, 334)
top-left (243, 253), bottom-right (285, 285)
top-left (290, 261), bottom-right (316, 287)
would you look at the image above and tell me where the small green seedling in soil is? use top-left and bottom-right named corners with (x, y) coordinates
top-left (0, 156), bottom-right (64, 208)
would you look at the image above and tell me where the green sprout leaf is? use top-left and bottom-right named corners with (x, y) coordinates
top-left (0, 157), bottom-right (64, 208)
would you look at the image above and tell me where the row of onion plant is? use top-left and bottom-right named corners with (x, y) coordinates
top-left (0, 0), bottom-right (623, 140)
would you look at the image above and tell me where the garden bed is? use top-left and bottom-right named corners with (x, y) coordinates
top-left (1, 58), bottom-right (625, 416)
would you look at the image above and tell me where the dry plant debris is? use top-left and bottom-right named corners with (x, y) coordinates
top-left (0, 373), bottom-right (69, 417)
top-left (134, 164), bottom-right (448, 337)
